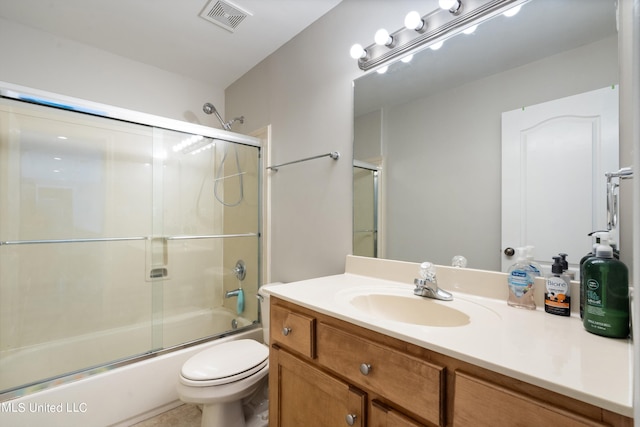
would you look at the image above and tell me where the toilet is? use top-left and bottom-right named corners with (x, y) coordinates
top-left (177, 285), bottom-right (274, 427)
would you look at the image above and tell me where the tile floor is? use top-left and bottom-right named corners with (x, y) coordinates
top-left (132, 404), bottom-right (201, 427)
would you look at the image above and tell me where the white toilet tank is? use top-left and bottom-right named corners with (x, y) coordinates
top-left (258, 283), bottom-right (282, 345)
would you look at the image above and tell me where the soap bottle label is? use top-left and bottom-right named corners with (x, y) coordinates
top-left (507, 268), bottom-right (535, 309)
top-left (508, 270), bottom-right (533, 297)
top-left (544, 275), bottom-right (570, 316)
top-left (586, 279), bottom-right (602, 308)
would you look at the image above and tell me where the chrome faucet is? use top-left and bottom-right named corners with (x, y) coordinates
top-left (225, 288), bottom-right (242, 299)
top-left (413, 262), bottom-right (453, 301)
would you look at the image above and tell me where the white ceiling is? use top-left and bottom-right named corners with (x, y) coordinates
top-left (0, 0), bottom-right (342, 89)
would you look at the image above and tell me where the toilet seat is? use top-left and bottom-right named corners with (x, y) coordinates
top-left (180, 339), bottom-right (268, 387)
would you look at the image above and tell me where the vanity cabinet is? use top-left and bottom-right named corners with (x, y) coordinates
top-left (269, 297), bottom-right (633, 427)
top-left (269, 346), bottom-right (366, 427)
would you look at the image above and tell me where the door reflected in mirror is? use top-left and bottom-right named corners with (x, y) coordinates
top-left (353, 0), bottom-right (620, 272)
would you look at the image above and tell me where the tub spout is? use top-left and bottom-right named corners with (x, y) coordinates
top-left (225, 288), bottom-right (245, 314)
top-left (225, 289), bottom-right (242, 298)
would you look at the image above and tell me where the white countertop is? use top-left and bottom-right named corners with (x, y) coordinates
top-left (265, 268), bottom-right (633, 417)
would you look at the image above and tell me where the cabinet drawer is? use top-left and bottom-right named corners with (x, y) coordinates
top-left (317, 322), bottom-right (444, 426)
top-left (270, 304), bottom-right (315, 358)
top-left (453, 371), bottom-right (607, 427)
top-left (370, 400), bottom-right (426, 427)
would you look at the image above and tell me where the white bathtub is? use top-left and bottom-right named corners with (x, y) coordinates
top-left (0, 309), bottom-right (261, 427)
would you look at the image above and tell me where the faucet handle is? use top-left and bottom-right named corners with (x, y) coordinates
top-left (419, 261), bottom-right (436, 282)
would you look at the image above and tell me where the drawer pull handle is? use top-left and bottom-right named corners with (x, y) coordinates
top-left (345, 414), bottom-right (357, 426)
top-left (282, 327), bottom-right (292, 336)
top-left (359, 363), bottom-right (371, 375)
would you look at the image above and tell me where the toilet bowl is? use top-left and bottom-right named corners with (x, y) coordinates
top-left (177, 284), bottom-right (277, 427)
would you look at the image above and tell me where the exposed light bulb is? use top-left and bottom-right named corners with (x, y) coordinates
top-left (401, 54), bottom-right (414, 63)
top-left (376, 66), bottom-right (389, 74)
top-left (404, 11), bottom-right (424, 31)
top-left (350, 44), bottom-right (366, 59)
top-left (462, 25), bottom-right (478, 34)
top-left (439, 0), bottom-right (461, 13)
top-left (374, 28), bottom-right (392, 46)
top-left (439, 0), bottom-right (455, 9)
top-left (503, 5), bottom-right (522, 17)
top-left (430, 41), bottom-right (444, 50)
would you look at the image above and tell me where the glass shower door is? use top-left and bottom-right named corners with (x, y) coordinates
top-left (0, 98), bottom-right (156, 392)
top-left (156, 129), bottom-right (260, 348)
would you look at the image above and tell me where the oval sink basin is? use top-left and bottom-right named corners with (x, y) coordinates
top-left (350, 293), bottom-right (470, 327)
top-left (336, 285), bottom-right (500, 327)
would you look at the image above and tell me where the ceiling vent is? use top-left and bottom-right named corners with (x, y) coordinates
top-left (199, 0), bottom-right (252, 33)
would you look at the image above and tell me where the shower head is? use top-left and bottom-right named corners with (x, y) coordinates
top-left (202, 102), bottom-right (217, 115)
top-left (203, 102), bottom-right (230, 130)
top-left (202, 102), bottom-right (244, 131)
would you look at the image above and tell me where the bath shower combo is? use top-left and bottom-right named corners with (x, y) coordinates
top-left (0, 82), bottom-right (262, 426)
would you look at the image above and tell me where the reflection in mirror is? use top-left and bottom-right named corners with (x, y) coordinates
top-left (353, 160), bottom-right (380, 258)
top-left (353, 0), bottom-right (619, 272)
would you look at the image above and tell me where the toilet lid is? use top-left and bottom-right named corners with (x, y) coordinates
top-left (181, 340), bottom-right (268, 382)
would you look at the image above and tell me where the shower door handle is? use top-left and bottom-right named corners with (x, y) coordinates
top-left (149, 268), bottom-right (168, 279)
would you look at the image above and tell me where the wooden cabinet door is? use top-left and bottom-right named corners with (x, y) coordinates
top-left (452, 371), bottom-right (607, 427)
top-left (370, 401), bottom-right (426, 427)
top-left (270, 345), bottom-right (366, 427)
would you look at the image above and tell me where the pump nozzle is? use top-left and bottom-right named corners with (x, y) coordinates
top-left (558, 253), bottom-right (569, 271)
top-left (551, 256), bottom-right (564, 275)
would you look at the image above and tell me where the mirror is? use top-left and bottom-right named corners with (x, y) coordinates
top-left (353, 0), bottom-right (619, 271)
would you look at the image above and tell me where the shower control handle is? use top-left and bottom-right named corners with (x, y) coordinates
top-left (282, 327), bottom-right (292, 336)
top-left (345, 414), bottom-right (357, 426)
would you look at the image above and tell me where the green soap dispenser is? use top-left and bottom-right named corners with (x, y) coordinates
top-left (582, 238), bottom-right (630, 338)
top-left (580, 231), bottom-right (607, 319)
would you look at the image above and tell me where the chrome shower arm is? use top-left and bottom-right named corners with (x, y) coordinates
top-left (203, 102), bottom-right (243, 130)
top-left (605, 166), bottom-right (633, 230)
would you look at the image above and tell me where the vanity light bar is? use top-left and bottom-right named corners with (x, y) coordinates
top-left (352, 0), bottom-right (530, 72)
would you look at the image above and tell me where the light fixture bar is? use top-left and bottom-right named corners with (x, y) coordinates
top-left (356, 0), bottom-right (529, 72)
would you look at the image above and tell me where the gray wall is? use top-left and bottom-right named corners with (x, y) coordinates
top-left (226, 0), bottom-right (430, 282)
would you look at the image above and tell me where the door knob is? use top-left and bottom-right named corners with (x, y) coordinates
top-left (504, 247), bottom-right (515, 257)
